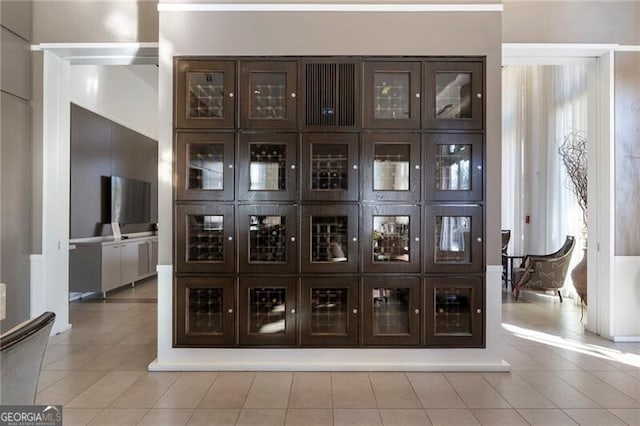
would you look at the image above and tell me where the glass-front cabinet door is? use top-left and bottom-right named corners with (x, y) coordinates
top-left (425, 276), bottom-right (483, 347)
top-left (362, 277), bottom-right (421, 346)
top-left (301, 205), bottom-right (358, 274)
top-left (175, 277), bottom-right (235, 346)
top-left (176, 60), bottom-right (235, 129)
top-left (240, 61), bottom-right (297, 129)
top-left (362, 133), bottom-right (421, 202)
top-left (300, 277), bottom-right (358, 346)
top-left (175, 204), bottom-right (234, 273)
top-left (363, 62), bottom-right (421, 129)
top-left (425, 134), bottom-right (482, 201)
top-left (238, 205), bottom-right (297, 274)
top-left (238, 133), bottom-right (297, 201)
top-left (176, 132), bottom-right (234, 201)
top-left (301, 133), bottom-right (358, 201)
top-left (362, 205), bottom-right (421, 273)
top-left (425, 205), bottom-right (483, 273)
top-left (239, 277), bottom-right (297, 346)
top-left (424, 61), bottom-right (483, 130)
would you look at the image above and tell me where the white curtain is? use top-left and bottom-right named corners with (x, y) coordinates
top-left (502, 64), bottom-right (590, 294)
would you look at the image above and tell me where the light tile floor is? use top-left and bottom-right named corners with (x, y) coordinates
top-left (37, 278), bottom-right (640, 425)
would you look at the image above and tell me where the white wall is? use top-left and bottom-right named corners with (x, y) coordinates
top-left (70, 65), bottom-right (158, 140)
top-left (155, 8), bottom-right (505, 371)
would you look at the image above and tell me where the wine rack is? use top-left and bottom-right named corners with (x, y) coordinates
top-left (249, 215), bottom-right (287, 263)
top-left (174, 57), bottom-right (486, 348)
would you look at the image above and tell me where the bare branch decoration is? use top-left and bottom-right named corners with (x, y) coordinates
top-left (558, 130), bottom-right (588, 228)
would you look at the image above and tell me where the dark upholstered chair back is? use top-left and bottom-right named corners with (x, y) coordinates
top-left (1, 311), bottom-right (55, 404)
top-left (501, 230), bottom-right (511, 255)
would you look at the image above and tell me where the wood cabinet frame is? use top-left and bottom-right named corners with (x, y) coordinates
top-left (239, 277), bottom-right (297, 346)
top-left (424, 133), bottom-right (483, 202)
top-left (301, 133), bottom-right (359, 201)
top-left (362, 133), bottom-right (421, 202)
top-left (175, 203), bottom-right (235, 273)
top-left (175, 59), bottom-right (236, 129)
top-left (425, 276), bottom-right (484, 347)
top-left (300, 276), bottom-right (359, 346)
top-left (362, 204), bottom-right (421, 273)
top-left (424, 204), bottom-right (483, 273)
top-left (362, 276), bottom-right (421, 346)
top-left (300, 204), bottom-right (359, 274)
top-left (424, 61), bottom-right (483, 130)
top-left (239, 61), bottom-right (298, 129)
top-left (175, 132), bottom-right (235, 201)
top-left (237, 132), bottom-right (298, 201)
top-left (237, 204), bottom-right (298, 274)
top-left (174, 276), bottom-right (236, 347)
top-left (363, 61), bottom-right (421, 129)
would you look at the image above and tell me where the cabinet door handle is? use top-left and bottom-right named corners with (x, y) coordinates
top-left (476, 309), bottom-right (482, 314)
top-left (476, 93), bottom-right (482, 99)
top-left (415, 93), bottom-right (420, 98)
top-left (352, 309), bottom-right (358, 314)
top-left (229, 92), bottom-right (234, 98)
top-left (414, 309), bottom-right (420, 314)
top-left (227, 236), bottom-right (233, 241)
top-left (290, 237), bottom-right (296, 242)
top-left (290, 164), bottom-right (296, 170)
top-left (228, 308), bottom-right (234, 314)
top-left (352, 237), bottom-right (357, 242)
top-left (291, 92), bottom-right (296, 98)
top-left (290, 308), bottom-right (296, 314)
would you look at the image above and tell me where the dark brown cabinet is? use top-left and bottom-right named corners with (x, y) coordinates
top-left (425, 276), bottom-right (483, 347)
top-left (300, 277), bottom-right (359, 346)
top-left (239, 61), bottom-right (297, 129)
top-left (175, 132), bottom-right (235, 201)
top-left (173, 56), bottom-right (486, 349)
top-left (301, 204), bottom-right (359, 274)
top-left (238, 204), bottom-right (297, 274)
top-left (363, 61), bottom-right (421, 129)
top-left (424, 61), bottom-right (483, 130)
top-left (175, 276), bottom-right (236, 346)
top-left (362, 276), bottom-right (421, 346)
top-left (176, 60), bottom-right (236, 129)
top-left (425, 205), bottom-right (483, 273)
top-left (301, 133), bottom-right (359, 201)
top-left (175, 204), bottom-right (234, 273)
top-left (239, 277), bottom-right (297, 346)
top-left (362, 133), bottom-right (421, 202)
top-left (424, 133), bottom-right (483, 201)
top-left (237, 133), bottom-right (297, 201)
top-left (302, 60), bottom-right (360, 129)
top-left (362, 205), bottom-right (421, 273)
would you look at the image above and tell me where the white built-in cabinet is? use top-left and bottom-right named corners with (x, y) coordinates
top-left (70, 236), bottom-right (158, 296)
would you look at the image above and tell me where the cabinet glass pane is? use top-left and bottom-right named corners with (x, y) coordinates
top-left (372, 287), bottom-right (410, 335)
top-left (311, 216), bottom-right (348, 262)
top-left (435, 72), bottom-right (471, 119)
top-left (373, 72), bottom-right (410, 120)
top-left (249, 215), bottom-right (286, 263)
top-left (250, 144), bottom-right (286, 190)
top-left (187, 215), bottom-right (224, 262)
top-left (435, 144), bottom-right (471, 191)
top-left (188, 143), bottom-right (224, 190)
top-left (434, 216), bottom-right (471, 263)
top-left (312, 144), bottom-right (348, 190)
top-left (187, 287), bottom-right (224, 334)
top-left (434, 287), bottom-right (472, 335)
top-left (310, 287), bottom-right (348, 335)
top-left (372, 216), bottom-right (410, 262)
top-left (188, 71), bottom-right (225, 118)
top-left (373, 144), bottom-right (410, 191)
top-left (248, 287), bottom-right (287, 335)
top-left (250, 72), bottom-right (287, 120)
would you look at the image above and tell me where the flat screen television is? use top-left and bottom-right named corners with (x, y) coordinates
top-left (110, 176), bottom-right (151, 224)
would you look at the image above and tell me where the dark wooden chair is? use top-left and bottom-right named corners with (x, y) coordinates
top-left (513, 236), bottom-right (575, 302)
